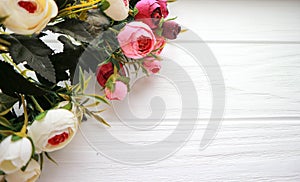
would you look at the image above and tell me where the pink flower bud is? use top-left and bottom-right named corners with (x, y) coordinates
top-left (162, 21), bottom-right (181, 40)
top-left (143, 58), bottom-right (162, 74)
top-left (105, 81), bottom-right (128, 101)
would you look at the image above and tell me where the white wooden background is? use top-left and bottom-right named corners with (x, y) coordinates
top-left (39, 0), bottom-right (300, 181)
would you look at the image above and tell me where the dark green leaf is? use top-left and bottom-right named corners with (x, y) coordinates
top-left (46, 19), bottom-right (93, 43)
top-left (0, 116), bottom-right (12, 129)
top-left (0, 34), bottom-right (56, 83)
top-left (0, 93), bottom-right (18, 115)
top-left (0, 62), bottom-right (49, 96)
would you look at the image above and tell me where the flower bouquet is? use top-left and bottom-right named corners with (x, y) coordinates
top-left (0, 0), bottom-right (181, 181)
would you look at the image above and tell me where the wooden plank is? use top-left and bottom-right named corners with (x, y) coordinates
top-left (169, 0), bottom-right (300, 42)
top-left (38, 119), bottom-right (300, 182)
top-left (80, 43), bottom-right (300, 120)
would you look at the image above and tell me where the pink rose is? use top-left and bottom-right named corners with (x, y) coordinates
top-left (143, 58), bottom-right (162, 74)
top-left (153, 36), bottom-right (166, 55)
top-left (105, 81), bottom-right (128, 101)
top-left (135, 0), bottom-right (169, 29)
top-left (118, 22), bottom-right (156, 59)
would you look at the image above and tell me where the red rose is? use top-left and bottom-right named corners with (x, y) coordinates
top-left (162, 21), bottom-right (181, 40)
top-left (135, 0), bottom-right (169, 29)
top-left (96, 62), bottom-right (125, 87)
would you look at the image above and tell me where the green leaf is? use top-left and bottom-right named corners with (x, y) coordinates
top-left (100, 0), bottom-right (110, 11)
top-left (46, 19), bottom-right (93, 43)
top-left (11, 135), bottom-right (22, 142)
top-left (105, 76), bottom-right (116, 92)
top-left (0, 34), bottom-right (56, 83)
top-left (116, 76), bottom-right (130, 85)
top-left (34, 111), bottom-right (48, 121)
top-left (0, 62), bottom-right (50, 96)
top-left (50, 36), bottom-right (85, 83)
top-left (0, 170), bottom-right (4, 175)
top-left (84, 94), bottom-right (110, 105)
top-left (133, 7), bottom-right (139, 17)
top-left (0, 93), bottom-right (18, 115)
top-left (85, 109), bottom-right (110, 127)
top-left (0, 116), bottom-right (12, 129)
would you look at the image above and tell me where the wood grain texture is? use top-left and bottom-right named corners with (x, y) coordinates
top-left (38, 0), bottom-right (300, 181)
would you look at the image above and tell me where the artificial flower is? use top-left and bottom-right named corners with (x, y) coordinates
top-left (103, 0), bottom-right (129, 21)
top-left (162, 20), bottom-right (181, 40)
top-left (153, 35), bottom-right (166, 55)
top-left (5, 159), bottom-right (41, 182)
top-left (0, 136), bottom-right (32, 174)
top-left (96, 62), bottom-right (125, 88)
top-left (0, 0), bottom-right (58, 35)
top-left (135, 0), bottom-right (169, 29)
top-left (143, 57), bottom-right (162, 74)
top-left (28, 109), bottom-right (78, 153)
top-left (118, 21), bottom-right (156, 59)
top-left (105, 81), bottom-right (128, 100)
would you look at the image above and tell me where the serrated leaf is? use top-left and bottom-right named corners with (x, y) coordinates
top-left (0, 62), bottom-right (50, 96)
top-left (46, 19), bottom-right (93, 43)
top-left (0, 34), bottom-right (56, 83)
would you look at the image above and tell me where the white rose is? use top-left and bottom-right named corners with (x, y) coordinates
top-left (5, 159), bottom-right (40, 182)
top-left (0, 136), bottom-right (32, 174)
top-left (104, 0), bottom-right (129, 21)
top-left (0, 0), bottom-right (58, 35)
top-left (28, 109), bottom-right (78, 153)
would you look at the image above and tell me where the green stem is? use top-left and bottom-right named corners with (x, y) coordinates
top-left (30, 96), bottom-right (45, 113)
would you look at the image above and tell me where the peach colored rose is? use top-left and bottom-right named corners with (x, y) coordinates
top-left (0, 0), bottom-right (58, 35)
top-left (104, 0), bottom-right (129, 21)
top-left (28, 108), bottom-right (78, 153)
top-left (118, 21), bottom-right (156, 59)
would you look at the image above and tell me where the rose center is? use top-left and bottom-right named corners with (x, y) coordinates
top-left (151, 8), bottom-right (162, 25)
top-left (123, 0), bottom-right (128, 7)
top-left (48, 132), bottom-right (69, 146)
top-left (137, 36), bottom-right (152, 52)
top-left (18, 1), bottom-right (38, 13)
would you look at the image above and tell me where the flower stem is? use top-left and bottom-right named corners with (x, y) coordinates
top-left (59, 0), bottom-right (102, 13)
top-left (19, 95), bottom-right (28, 136)
top-left (30, 96), bottom-right (45, 113)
